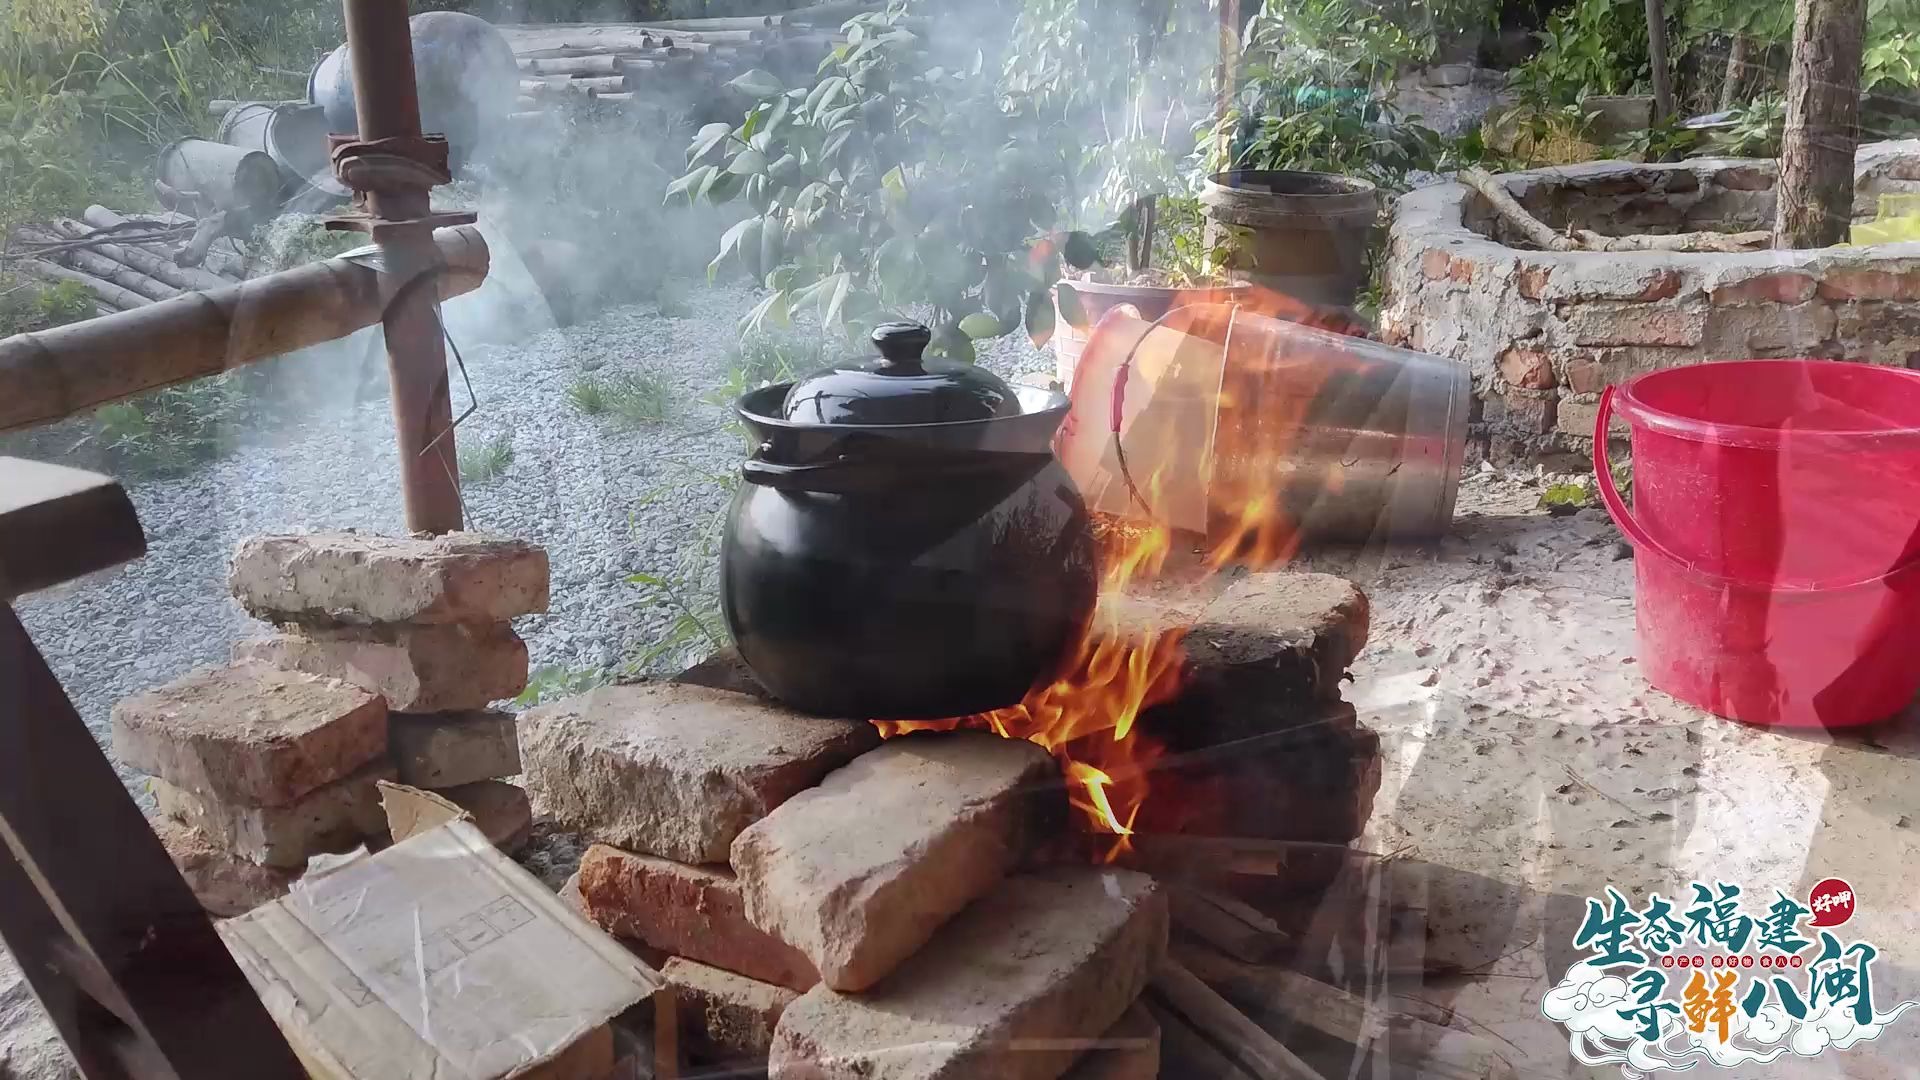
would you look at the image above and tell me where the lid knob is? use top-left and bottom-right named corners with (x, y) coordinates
top-left (871, 322), bottom-right (932, 372)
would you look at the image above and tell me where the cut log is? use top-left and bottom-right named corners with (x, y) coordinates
top-left (1175, 945), bottom-right (1512, 1080)
top-left (1720, 34), bottom-right (1754, 111)
top-left (80, 207), bottom-right (247, 281)
top-left (1644, 0), bottom-right (1675, 122)
top-left (17, 227), bottom-right (182, 302)
top-left (1169, 885), bottom-right (1291, 964)
top-left (1459, 168), bottom-right (1577, 251)
top-left (1147, 959), bottom-right (1326, 1080)
top-left (0, 226), bottom-right (488, 432)
top-left (51, 220), bottom-right (232, 292)
top-left (1776, 0), bottom-right (1867, 247)
top-left (523, 54), bottom-right (620, 76)
top-left (1572, 228), bottom-right (1772, 252)
top-left (16, 259), bottom-right (151, 311)
top-left (1146, 1000), bottom-right (1257, 1080)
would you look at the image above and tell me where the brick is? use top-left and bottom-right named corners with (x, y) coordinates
top-left (768, 868), bottom-right (1167, 1080)
top-left (1564, 303), bottom-right (1705, 347)
top-left (151, 759), bottom-right (395, 869)
top-left (1816, 267), bottom-right (1920, 301)
top-left (1135, 701), bottom-right (1381, 844)
top-left (435, 779), bottom-right (533, 854)
top-left (1500, 387), bottom-right (1557, 434)
top-left (1555, 397), bottom-right (1629, 442)
top-left (666, 957), bottom-right (799, 1063)
top-left (1515, 263), bottom-right (1552, 300)
top-left (1182, 573), bottom-right (1369, 708)
top-left (1496, 346), bottom-right (1556, 389)
top-left (1705, 302), bottom-right (1836, 354)
top-left (577, 844), bottom-right (820, 990)
top-left (1063, 1006), bottom-right (1160, 1080)
top-left (229, 531), bottom-right (548, 625)
top-left (112, 661), bottom-right (387, 807)
top-left (149, 818), bottom-right (297, 918)
top-left (733, 732), bottom-right (1056, 992)
top-left (233, 622), bottom-right (529, 712)
top-left (1420, 249), bottom-right (1452, 280)
top-left (389, 710), bottom-right (521, 788)
top-left (520, 683), bottom-right (880, 863)
top-left (1710, 272), bottom-right (1818, 306)
top-left (1447, 256), bottom-right (1476, 285)
top-left (1714, 165), bottom-right (1774, 191)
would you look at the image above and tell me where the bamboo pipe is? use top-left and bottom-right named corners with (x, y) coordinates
top-left (51, 220), bottom-right (232, 292)
top-left (521, 54), bottom-right (620, 76)
top-left (16, 259), bottom-right (151, 312)
top-left (0, 226), bottom-right (489, 433)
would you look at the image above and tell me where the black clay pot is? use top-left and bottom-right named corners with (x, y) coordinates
top-left (720, 324), bottom-right (1098, 720)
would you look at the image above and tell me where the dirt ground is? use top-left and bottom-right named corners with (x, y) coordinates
top-left (1292, 469), bottom-right (1920, 1078)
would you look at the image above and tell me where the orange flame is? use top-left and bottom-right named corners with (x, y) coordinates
top-left (878, 287), bottom-right (1347, 857)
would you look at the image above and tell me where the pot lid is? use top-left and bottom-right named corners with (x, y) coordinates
top-left (781, 322), bottom-right (1021, 426)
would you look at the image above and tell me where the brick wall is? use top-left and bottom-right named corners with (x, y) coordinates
top-left (1382, 144), bottom-right (1920, 461)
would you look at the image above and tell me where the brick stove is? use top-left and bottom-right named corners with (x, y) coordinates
top-left (518, 569), bottom-right (1502, 1080)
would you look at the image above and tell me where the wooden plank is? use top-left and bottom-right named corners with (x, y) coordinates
top-left (1169, 885), bottom-right (1292, 964)
top-left (0, 603), bottom-right (306, 1078)
top-left (0, 458), bottom-right (144, 600)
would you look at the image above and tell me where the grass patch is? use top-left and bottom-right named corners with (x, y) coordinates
top-left (0, 275), bottom-right (94, 337)
top-left (73, 368), bottom-right (268, 478)
top-left (654, 279), bottom-right (690, 318)
top-left (708, 331), bottom-right (825, 406)
top-left (570, 371), bottom-right (673, 428)
top-left (567, 372), bottom-right (612, 416)
top-left (459, 432), bottom-right (515, 484)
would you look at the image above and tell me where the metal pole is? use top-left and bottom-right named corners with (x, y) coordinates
top-left (340, 0), bottom-right (464, 534)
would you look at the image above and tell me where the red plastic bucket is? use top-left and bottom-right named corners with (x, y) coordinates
top-left (1595, 359), bottom-right (1920, 728)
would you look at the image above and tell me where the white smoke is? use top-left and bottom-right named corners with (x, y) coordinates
top-left (1541, 959), bottom-right (1920, 1077)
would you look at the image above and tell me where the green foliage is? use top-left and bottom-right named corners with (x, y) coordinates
top-left (75, 368), bottom-right (266, 477)
top-left (0, 0), bottom-right (345, 234)
top-left (568, 371), bottom-right (613, 416)
top-left (709, 330), bottom-right (826, 405)
top-left (1682, 0), bottom-right (1920, 93)
top-left (1208, 0), bottom-right (1456, 188)
top-left (459, 432), bottom-right (515, 484)
top-left (260, 216), bottom-right (364, 273)
top-left (514, 662), bottom-right (619, 707)
top-left (1512, 0), bottom-right (1658, 105)
top-left (0, 275), bottom-right (95, 337)
top-left (625, 570), bottom-right (729, 669)
top-left (1540, 480), bottom-right (1593, 513)
top-left (677, 2), bottom-right (1080, 353)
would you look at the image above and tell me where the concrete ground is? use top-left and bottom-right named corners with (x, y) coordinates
top-left (1297, 472), bottom-right (1920, 1077)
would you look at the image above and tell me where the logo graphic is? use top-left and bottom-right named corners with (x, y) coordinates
top-left (1542, 880), bottom-right (1917, 1075)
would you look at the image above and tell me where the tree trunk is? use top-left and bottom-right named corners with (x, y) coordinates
top-left (1775, 0), bottom-right (1867, 248)
top-left (1645, 0), bottom-right (1675, 123)
top-left (1720, 34), bottom-right (1753, 110)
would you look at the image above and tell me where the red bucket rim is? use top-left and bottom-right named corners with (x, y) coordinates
top-left (1614, 359), bottom-right (1920, 449)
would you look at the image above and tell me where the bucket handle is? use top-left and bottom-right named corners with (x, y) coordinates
top-left (1594, 386), bottom-right (1920, 593)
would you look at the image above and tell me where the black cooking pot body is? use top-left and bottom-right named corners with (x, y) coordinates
top-left (721, 383), bottom-right (1098, 720)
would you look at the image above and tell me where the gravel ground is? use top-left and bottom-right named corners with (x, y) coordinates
top-left (12, 261), bottom-right (1055, 786)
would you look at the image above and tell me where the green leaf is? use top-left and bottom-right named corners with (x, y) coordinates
top-left (704, 169), bottom-right (744, 204)
top-left (881, 165), bottom-right (908, 199)
top-left (959, 312), bottom-right (1005, 339)
top-left (766, 94), bottom-right (790, 135)
top-left (728, 149), bottom-right (768, 175)
top-left (665, 165), bottom-right (716, 204)
top-left (822, 272), bottom-right (853, 326)
top-left (740, 290), bottom-right (792, 335)
top-left (1024, 288), bottom-right (1056, 349)
top-left (1054, 282), bottom-right (1088, 331)
top-left (710, 216), bottom-right (763, 282)
top-left (688, 122), bottom-right (733, 165)
top-left (767, 153), bottom-right (802, 187)
top-left (821, 126), bottom-right (856, 162)
top-left (728, 69), bottom-right (786, 98)
top-left (805, 76), bottom-right (849, 115)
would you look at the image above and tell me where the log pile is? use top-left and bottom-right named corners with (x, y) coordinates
top-left (497, 12), bottom-right (854, 116)
top-left (4, 205), bottom-right (253, 315)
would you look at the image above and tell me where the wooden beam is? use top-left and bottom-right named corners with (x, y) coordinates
top-left (1644, 0), bottom-right (1675, 123)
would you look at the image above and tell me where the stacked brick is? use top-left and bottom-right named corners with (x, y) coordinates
top-left (521, 683), bottom-right (1169, 1080)
top-left (113, 530), bottom-right (548, 916)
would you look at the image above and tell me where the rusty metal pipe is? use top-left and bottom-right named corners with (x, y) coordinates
top-left (341, 0), bottom-right (463, 534)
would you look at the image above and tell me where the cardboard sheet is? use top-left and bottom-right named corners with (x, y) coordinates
top-left (219, 819), bottom-right (660, 1080)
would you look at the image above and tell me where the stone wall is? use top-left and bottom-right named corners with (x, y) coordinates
top-left (1381, 143), bottom-right (1920, 461)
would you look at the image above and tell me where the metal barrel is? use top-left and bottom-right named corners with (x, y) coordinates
top-left (216, 101), bottom-right (347, 208)
top-left (1201, 170), bottom-right (1378, 309)
top-left (155, 138), bottom-right (282, 213)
